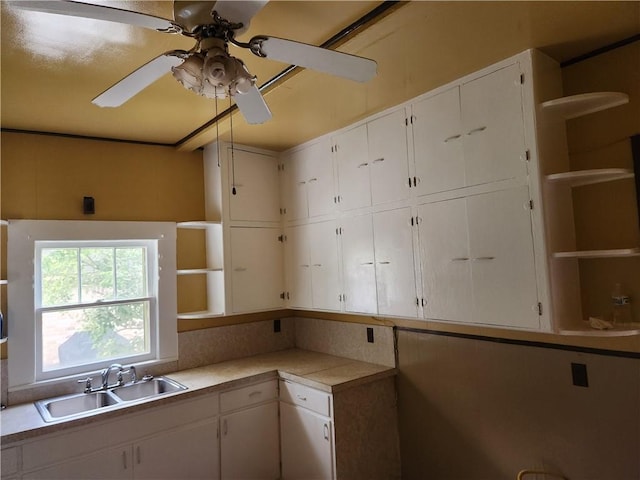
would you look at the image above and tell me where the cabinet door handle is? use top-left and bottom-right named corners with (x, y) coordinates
top-left (123, 451), bottom-right (128, 470)
top-left (467, 126), bottom-right (487, 136)
top-left (372, 158), bottom-right (385, 163)
top-left (360, 262), bottom-right (374, 265)
top-left (234, 267), bottom-right (247, 272)
top-left (297, 181), bottom-right (307, 185)
top-left (301, 264), bottom-right (310, 268)
top-left (378, 261), bottom-right (391, 265)
top-left (324, 423), bottom-right (330, 441)
top-left (297, 394), bottom-right (307, 401)
top-left (308, 177), bottom-right (318, 183)
top-left (357, 162), bottom-right (369, 168)
top-left (223, 419), bottom-right (228, 436)
top-left (249, 390), bottom-right (262, 397)
top-left (473, 256), bottom-right (495, 261)
top-left (313, 263), bottom-right (322, 267)
top-left (136, 446), bottom-right (141, 465)
top-left (443, 134), bottom-right (462, 143)
top-left (451, 257), bottom-right (469, 262)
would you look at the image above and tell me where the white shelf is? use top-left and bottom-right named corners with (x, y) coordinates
top-left (559, 322), bottom-right (640, 337)
top-left (540, 92), bottom-right (629, 120)
top-left (177, 268), bottom-right (223, 275)
top-left (546, 168), bottom-right (634, 188)
top-left (177, 221), bottom-right (222, 229)
top-left (177, 311), bottom-right (225, 320)
top-left (553, 248), bottom-right (640, 259)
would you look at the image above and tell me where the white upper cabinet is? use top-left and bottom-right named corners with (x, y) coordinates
top-left (412, 87), bottom-right (466, 195)
top-left (372, 208), bottom-right (419, 318)
top-left (340, 214), bottom-right (377, 314)
top-left (308, 221), bottom-right (342, 312)
top-left (412, 62), bottom-right (527, 196)
top-left (284, 224), bottom-right (313, 309)
top-left (230, 226), bottom-right (284, 313)
top-left (281, 140), bottom-right (335, 221)
top-left (333, 125), bottom-right (371, 211)
top-left (418, 198), bottom-right (473, 322)
top-left (461, 63), bottom-right (527, 186)
top-left (228, 148), bottom-right (281, 223)
top-left (418, 186), bottom-right (540, 328)
top-left (367, 109), bottom-right (412, 205)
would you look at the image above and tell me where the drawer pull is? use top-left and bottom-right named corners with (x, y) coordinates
top-left (249, 390), bottom-right (262, 397)
top-left (323, 423), bottom-right (330, 441)
top-left (473, 256), bottom-right (495, 261)
top-left (297, 395), bottom-right (308, 401)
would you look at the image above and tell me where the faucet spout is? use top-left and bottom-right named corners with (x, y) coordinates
top-left (101, 363), bottom-right (124, 389)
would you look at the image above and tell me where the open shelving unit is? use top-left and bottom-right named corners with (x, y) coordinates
top-left (540, 90), bottom-right (638, 336)
top-left (176, 221), bottom-right (225, 319)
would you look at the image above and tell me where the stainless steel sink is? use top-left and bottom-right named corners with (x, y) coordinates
top-left (110, 376), bottom-right (187, 402)
top-left (34, 376), bottom-right (188, 422)
top-left (35, 391), bottom-right (120, 422)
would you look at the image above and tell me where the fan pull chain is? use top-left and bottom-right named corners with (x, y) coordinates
top-left (215, 95), bottom-right (220, 167)
top-left (229, 92), bottom-right (237, 195)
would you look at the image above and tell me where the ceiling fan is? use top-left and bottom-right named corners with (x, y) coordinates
top-left (9, 0), bottom-right (378, 125)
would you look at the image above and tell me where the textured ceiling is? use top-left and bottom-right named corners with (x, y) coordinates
top-left (1, 1), bottom-right (639, 152)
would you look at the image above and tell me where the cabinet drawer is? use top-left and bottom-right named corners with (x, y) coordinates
top-left (220, 380), bottom-right (278, 412)
top-left (279, 380), bottom-right (332, 417)
top-left (1, 447), bottom-right (19, 476)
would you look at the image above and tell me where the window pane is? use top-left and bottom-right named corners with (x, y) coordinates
top-left (41, 302), bottom-right (150, 372)
top-left (80, 248), bottom-right (115, 302)
top-left (41, 248), bottom-right (79, 307)
top-left (116, 247), bottom-right (147, 298)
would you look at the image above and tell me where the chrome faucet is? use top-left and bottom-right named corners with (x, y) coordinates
top-left (101, 363), bottom-right (124, 389)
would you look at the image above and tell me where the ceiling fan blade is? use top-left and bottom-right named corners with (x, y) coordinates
top-left (233, 85), bottom-right (272, 125)
top-left (92, 54), bottom-right (184, 108)
top-left (253, 36), bottom-right (377, 83)
top-left (8, 0), bottom-right (178, 32)
top-left (214, 1), bottom-right (268, 30)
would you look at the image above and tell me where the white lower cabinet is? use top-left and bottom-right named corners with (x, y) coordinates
top-left (219, 380), bottom-right (280, 480)
top-left (280, 381), bottom-right (334, 480)
top-left (17, 394), bottom-right (220, 480)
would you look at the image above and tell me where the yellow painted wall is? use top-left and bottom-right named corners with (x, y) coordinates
top-left (0, 131), bottom-right (206, 359)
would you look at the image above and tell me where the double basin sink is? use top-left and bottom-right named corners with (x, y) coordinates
top-left (35, 376), bottom-right (187, 423)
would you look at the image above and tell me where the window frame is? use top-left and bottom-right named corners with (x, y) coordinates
top-left (34, 239), bottom-right (158, 381)
top-left (7, 220), bottom-right (177, 390)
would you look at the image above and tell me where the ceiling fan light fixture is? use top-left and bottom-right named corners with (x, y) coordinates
top-left (171, 54), bottom-right (204, 92)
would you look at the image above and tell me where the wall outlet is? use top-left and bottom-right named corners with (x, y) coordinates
top-left (273, 319), bottom-right (281, 333)
top-left (571, 362), bottom-right (589, 387)
top-left (367, 327), bottom-right (374, 343)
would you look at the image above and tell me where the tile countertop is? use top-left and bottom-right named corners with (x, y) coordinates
top-left (1, 349), bottom-right (396, 444)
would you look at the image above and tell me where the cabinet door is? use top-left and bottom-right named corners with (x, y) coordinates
top-left (467, 186), bottom-right (539, 328)
top-left (284, 224), bottom-right (312, 309)
top-left (134, 420), bottom-right (220, 480)
top-left (304, 139), bottom-right (335, 218)
top-left (412, 87), bottom-right (465, 195)
top-left (221, 402), bottom-right (280, 480)
top-left (308, 220), bottom-right (341, 311)
top-left (461, 63), bottom-right (526, 186)
top-left (418, 198), bottom-right (472, 322)
top-left (230, 227), bottom-right (284, 312)
top-left (334, 125), bottom-right (371, 211)
top-left (368, 109), bottom-right (411, 205)
top-left (228, 149), bottom-right (280, 222)
top-left (24, 446), bottom-right (132, 480)
top-left (281, 402), bottom-right (334, 480)
top-left (281, 151), bottom-right (309, 221)
top-left (340, 214), bottom-right (377, 314)
top-left (373, 208), bottom-right (418, 318)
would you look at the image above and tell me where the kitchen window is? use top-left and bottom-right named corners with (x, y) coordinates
top-left (8, 220), bottom-right (177, 389)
